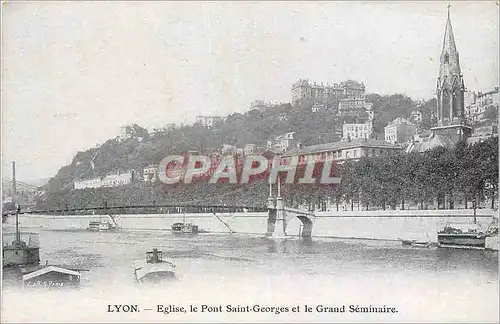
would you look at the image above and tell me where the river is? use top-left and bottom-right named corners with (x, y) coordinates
top-left (2, 214), bottom-right (499, 323)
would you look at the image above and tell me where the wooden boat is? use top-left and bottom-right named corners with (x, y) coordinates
top-left (437, 223), bottom-right (486, 248)
top-left (133, 249), bottom-right (176, 283)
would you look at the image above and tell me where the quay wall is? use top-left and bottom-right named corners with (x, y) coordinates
top-left (6, 209), bottom-right (498, 242)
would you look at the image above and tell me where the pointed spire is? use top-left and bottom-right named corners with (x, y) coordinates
top-left (440, 5), bottom-right (461, 76)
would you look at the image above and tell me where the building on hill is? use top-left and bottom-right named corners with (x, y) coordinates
top-left (221, 144), bottom-right (238, 155)
top-left (338, 97), bottom-right (373, 119)
top-left (467, 123), bottom-right (498, 145)
top-left (196, 116), bottom-right (224, 128)
top-left (282, 138), bottom-right (400, 164)
top-left (74, 171), bottom-right (134, 190)
top-left (143, 165), bottom-right (157, 182)
top-left (431, 8), bottom-right (472, 144)
top-left (384, 117), bottom-right (417, 144)
top-left (244, 144), bottom-right (258, 155)
top-left (291, 79), bottom-right (365, 104)
top-left (117, 124), bottom-right (149, 142)
top-left (249, 100), bottom-right (287, 112)
top-left (410, 110), bottom-right (423, 124)
top-left (342, 121), bottom-right (373, 140)
top-left (311, 103), bottom-right (326, 113)
top-left (465, 87), bottom-right (499, 124)
top-left (273, 132), bottom-right (296, 153)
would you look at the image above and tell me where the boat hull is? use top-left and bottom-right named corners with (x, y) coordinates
top-left (437, 234), bottom-right (486, 248)
top-left (134, 260), bottom-right (176, 283)
top-left (171, 223), bottom-right (199, 235)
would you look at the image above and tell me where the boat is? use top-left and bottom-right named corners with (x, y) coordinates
top-left (133, 248), bottom-right (176, 283)
top-left (437, 223), bottom-right (486, 248)
top-left (171, 212), bottom-right (199, 235)
top-left (3, 205), bottom-right (86, 288)
top-left (3, 163), bottom-right (88, 288)
top-left (485, 216), bottom-right (499, 251)
top-left (400, 239), bottom-right (434, 248)
top-left (87, 214), bottom-right (119, 231)
top-left (171, 222), bottom-right (199, 234)
top-left (22, 263), bottom-right (86, 288)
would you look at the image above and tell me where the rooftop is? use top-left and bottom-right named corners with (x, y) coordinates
top-left (283, 138), bottom-right (398, 157)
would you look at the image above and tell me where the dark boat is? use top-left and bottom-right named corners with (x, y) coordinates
top-left (437, 223), bottom-right (486, 248)
top-left (87, 214), bottom-right (119, 231)
top-left (171, 222), bottom-right (199, 235)
top-left (171, 212), bottom-right (199, 235)
top-left (3, 201), bottom-right (86, 288)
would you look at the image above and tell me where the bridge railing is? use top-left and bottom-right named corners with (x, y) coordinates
top-left (10, 204), bottom-right (269, 216)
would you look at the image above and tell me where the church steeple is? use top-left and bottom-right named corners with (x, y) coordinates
top-left (435, 5), bottom-right (465, 127)
top-left (439, 5), bottom-right (461, 79)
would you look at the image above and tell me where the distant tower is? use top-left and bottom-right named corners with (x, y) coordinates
top-left (432, 5), bottom-right (472, 143)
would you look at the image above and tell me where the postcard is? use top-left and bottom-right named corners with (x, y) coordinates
top-left (1, 1), bottom-right (499, 323)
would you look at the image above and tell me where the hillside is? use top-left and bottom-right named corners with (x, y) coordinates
top-left (40, 93), bottom-right (438, 208)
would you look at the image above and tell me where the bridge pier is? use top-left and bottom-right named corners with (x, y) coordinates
top-left (266, 196), bottom-right (276, 237)
top-left (266, 181), bottom-right (315, 239)
top-left (273, 196), bottom-right (286, 238)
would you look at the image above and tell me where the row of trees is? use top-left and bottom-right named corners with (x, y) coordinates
top-left (283, 137), bottom-right (498, 211)
top-left (40, 137), bottom-right (498, 212)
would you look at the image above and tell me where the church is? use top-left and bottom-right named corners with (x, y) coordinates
top-left (431, 6), bottom-right (473, 143)
top-left (408, 7), bottom-right (473, 153)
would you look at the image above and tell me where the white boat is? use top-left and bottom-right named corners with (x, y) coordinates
top-left (87, 214), bottom-right (119, 231)
top-left (22, 265), bottom-right (82, 288)
top-left (134, 249), bottom-right (176, 283)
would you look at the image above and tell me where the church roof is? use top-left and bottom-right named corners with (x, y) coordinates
top-left (406, 134), bottom-right (456, 154)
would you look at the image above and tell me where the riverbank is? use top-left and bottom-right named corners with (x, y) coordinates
top-left (5, 209), bottom-right (497, 242)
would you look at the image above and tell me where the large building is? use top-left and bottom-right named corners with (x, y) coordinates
top-left (431, 8), bottom-right (472, 143)
top-left (74, 172), bottom-right (134, 190)
top-left (282, 138), bottom-right (400, 165)
top-left (196, 116), bottom-right (224, 128)
top-left (384, 117), bottom-right (417, 144)
top-left (249, 100), bottom-right (287, 112)
top-left (273, 132), bottom-right (296, 153)
top-left (465, 87), bottom-right (499, 123)
top-left (291, 79), bottom-right (365, 104)
top-left (343, 121), bottom-right (373, 140)
top-left (338, 97), bottom-right (373, 118)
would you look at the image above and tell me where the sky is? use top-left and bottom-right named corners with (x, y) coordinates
top-left (2, 1), bottom-right (499, 182)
